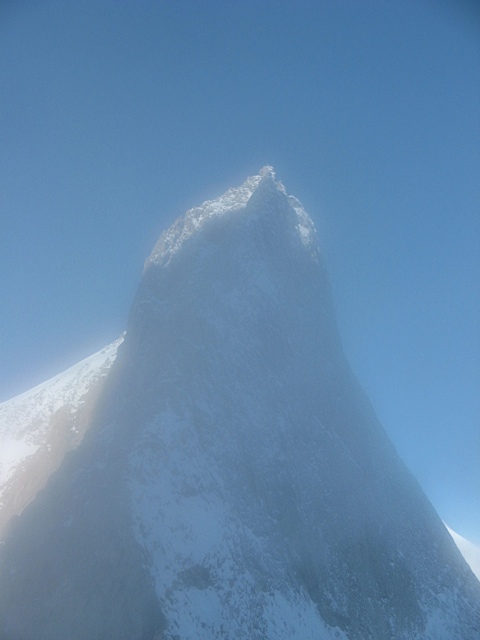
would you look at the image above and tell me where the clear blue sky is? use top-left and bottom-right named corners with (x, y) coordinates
top-left (1, 1), bottom-right (479, 542)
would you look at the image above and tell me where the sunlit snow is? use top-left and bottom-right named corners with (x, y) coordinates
top-left (0, 337), bottom-right (122, 496)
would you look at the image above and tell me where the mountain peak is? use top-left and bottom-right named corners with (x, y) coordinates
top-left (2, 170), bottom-right (479, 640)
top-left (258, 164), bottom-right (275, 177)
top-left (145, 168), bottom-right (317, 270)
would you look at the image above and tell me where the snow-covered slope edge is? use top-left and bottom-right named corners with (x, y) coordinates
top-left (447, 527), bottom-right (480, 581)
top-left (0, 336), bottom-right (123, 537)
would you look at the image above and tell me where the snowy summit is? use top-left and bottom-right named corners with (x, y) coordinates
top-left (146, 166), bottom-right (318, 269)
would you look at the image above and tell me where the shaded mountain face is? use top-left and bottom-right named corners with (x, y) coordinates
top-left (0, 168), bottom-right (479, 640)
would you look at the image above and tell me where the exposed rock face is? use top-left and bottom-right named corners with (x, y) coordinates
top-left (0, 168), bottom-right (479, 639)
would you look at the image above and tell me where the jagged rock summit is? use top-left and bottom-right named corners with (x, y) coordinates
top-left (1, 169), bottom-right (479, 639)
top-left (145, 166), bottom-right (317, 270)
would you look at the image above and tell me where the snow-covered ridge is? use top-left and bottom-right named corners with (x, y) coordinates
top-left (447, 527), bottom-right (480, 581)
top-left (0, 336), bottom-right (123, 491)
top-left (146, 166), bottom-right (318, 269)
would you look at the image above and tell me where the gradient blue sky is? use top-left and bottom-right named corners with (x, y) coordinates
top-left (1, 1), bottom-right (479, 542)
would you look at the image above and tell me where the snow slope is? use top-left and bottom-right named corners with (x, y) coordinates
top-left (0, 168), bottom-right (478, 640)
top-left (0, 337), bottom-right (122, 535)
